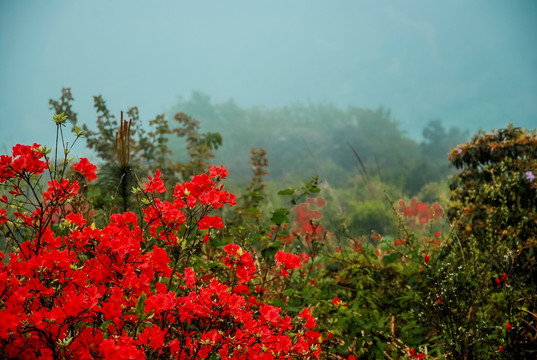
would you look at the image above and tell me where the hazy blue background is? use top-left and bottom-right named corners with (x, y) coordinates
top-left (1, 0), bottom-right (536, 151)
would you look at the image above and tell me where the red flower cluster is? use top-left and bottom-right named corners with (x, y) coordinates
top-left (398, 198), bottom-right (443, 229)
top-left (495, 272), bottom-right (508, 288)
top-left (43, 178), bottom-right (80, 202)
top-left (197, 215), bottom-right (224, 230)
top-left (292, 197), bottom-right (327, 242)
top-left (332, 297), bottom-right (347, 307)
top-left (0, 147), bottom-right (321, 360)
top-left (143, 169), bottom-right (166, 193)
top-left (275, 250), bottom-right (302, 277)
top-left (222, 243), bottom-right (257, 284)
top-left (409, 348), bottom-right (425, 359)
top-left (73, 157), bottom-right (98, 181)
top-left (0, 143), bottom-right (48, 182)
top-left (173, 170), bottom-right (236, 209)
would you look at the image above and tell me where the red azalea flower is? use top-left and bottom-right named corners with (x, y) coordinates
top-left (209, 164), bottom-right (228, 179)
top-left (73, 157), bottom-right (97, 181)
top-left (43, 178), bottom-right (80, 202)
top-left (144, 169), bottom-right (166, 193)
top-left (9, 143), bottom-right (48, 177)
top-left (409, 348), bottom-right (426, 359)
top-left (332, 297), bottom-right (342, 306)
top-left (65, 212), bottom-right (87, 227)
top-left (198, 215), bottom-right (224, 230)
top-left (0, 208), bottom-right (7, 225)
top-left (275, 250), bottom-right (302, 270)
top-left (151, 246), bottom-right (172, 277)
top-left (299, 307), bottom-right (317, 329)
top-left (184, 267), bottom-right (196, 288)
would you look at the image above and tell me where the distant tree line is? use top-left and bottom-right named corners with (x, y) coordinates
top-left (167, 91), bottom-right (468, 195)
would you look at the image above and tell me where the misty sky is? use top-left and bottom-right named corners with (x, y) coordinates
top-left (1, 0), bottom-right (536, 151)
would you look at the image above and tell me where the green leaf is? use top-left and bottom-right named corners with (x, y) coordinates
top-left (135, 292), bottom-right (147, 320)
top-left (52, 112), bottom-right (68, 125)
top-left (282, 288), bottom-right (295, 297)
top-left (271, 208), bottom-right (289, 225)
top-left (278, 188), bottom-right (295, 196)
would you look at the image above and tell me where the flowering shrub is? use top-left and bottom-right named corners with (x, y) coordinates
top-left (442, 125), bottom-right (537, 358)
top-left (0, 137), bottom-right (322, 358)
top-left (3, 110), bottom-right (535, 360)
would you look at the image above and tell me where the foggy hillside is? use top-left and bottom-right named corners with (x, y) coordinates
top-left (1, 1), bottom-right (536, 150)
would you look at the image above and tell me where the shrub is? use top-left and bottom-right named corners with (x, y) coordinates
top-left (0, 116), bottom-right (321, 359)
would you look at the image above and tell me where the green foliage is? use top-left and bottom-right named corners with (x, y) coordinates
top-left (164, 92), bottom-right (470, 241)
top-left (85, 95), bottom-right (119, 162)
top-left (171, 112), bottom-right (222, 180)
top-left (448, 125), bottom-right (537, 253)
top-left (415, 181), bottom-right (449, 204)
top-left (441, 125), bottom-right (537, 358)
top-left (219, 124), bottom-right (535, 359)
top-left (49, 88), bottom-right (223, 215)
top-left (244, 148), bottom-right (268, 208)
